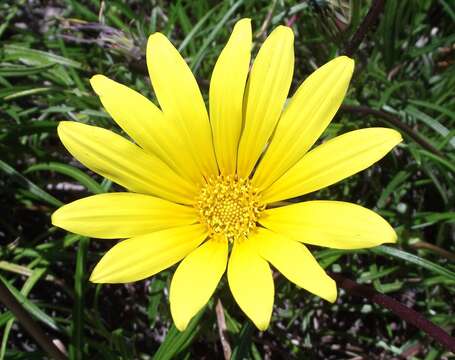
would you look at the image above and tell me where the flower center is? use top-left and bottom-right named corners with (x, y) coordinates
top-left (195, 175), bottom-right (264, 242)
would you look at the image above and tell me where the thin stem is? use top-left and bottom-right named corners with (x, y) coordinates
top-left (410, 241), bottom-right (455, 262)
top-left (342, 0), bottom-right (385, 57)
top-left (0, 281), bottom-right (68, 360)
top-left (255, 0), bottom-right (277, 40)
top-left (331, 273), bottom-right (455, 352)
top-left (340, 104), bottom-right (444, 157)
top-left (215, 299), bottom-right (232, 360)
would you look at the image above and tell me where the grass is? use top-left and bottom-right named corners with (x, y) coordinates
top-left (1, 0), bottom-right (454, 358)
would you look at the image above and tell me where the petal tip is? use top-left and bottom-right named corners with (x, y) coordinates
top-left (90, 74), bottom-right (109, 94)
top-left (383, 128), bottom-right (403, 148)
top-left (89, 273), bottom-right (100, 283)
top-left (50, 209), bottom-right (61, 228)
top-left (89, 268), bottom-right (105, 283)
top-left (325, 278), bottom-right (338, 303)
top-left (275, 25), bottom-right (294, 39)
top-left (57, 121), bottom-right (73, 137)
top-left (173, 319), bottom-right (189, 332)
top-left (236, 17), bottom-right (251, 25)
top-left (147, 32), bottom-right (167, 44)
top-left (89, 261), bottom-right (106, 283)
top-left (255, 319), bottom-right (271, 331)
top-left (57, 121), bottom-right (86, 141)
top-left (227, 18), bottom-right (252, 47)
top-left (334, 55), bottom-right (355, 76)
top-left (389, 228), bottom-right (398, 243)
top-left (57, 120), bottom-right (70, 129)
top-left (170, 298), bottom-right (191, 332)
top-left (394, 130), bottom-right (404, 143)
top-left (338, 55), bottom-right (355, 65)
top-left (58, 120), bottom-right (79, 129)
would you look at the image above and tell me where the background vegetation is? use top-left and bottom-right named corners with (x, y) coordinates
top-left (1, 0), bottom-right (454, 358)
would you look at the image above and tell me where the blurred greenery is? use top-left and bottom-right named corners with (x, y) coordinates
top-left (0, 0), bottom-right (454, 358)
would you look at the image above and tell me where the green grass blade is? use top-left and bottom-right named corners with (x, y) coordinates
top-left (0, 159), bottom-right (63, 207)
top-left (231, 322), bottom-right (255, 360)
top-left (4, 44), bottom-right (83, 68)
top-left (372, 246), bottom-right (455, 281)
top-left (152, 309), bottom-right (205, 360)
top-left (0, 275), bottom-right (60, 332)
top-left (178, 5), bottom-right (221, 53)
top-left (191, 0), bottom-right (244, 72)
top-left (0, 268), bottom-right (47, 360)
top-left (69, 237), bottom-right (89, 360)
top-left (25, 162), bottom-right (105, 195)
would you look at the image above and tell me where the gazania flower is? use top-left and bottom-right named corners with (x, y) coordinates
top-left (52, 18), bottom-right (402, 331)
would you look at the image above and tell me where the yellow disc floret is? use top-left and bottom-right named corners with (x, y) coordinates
top-left (196, 175), bottom-right (264, 242)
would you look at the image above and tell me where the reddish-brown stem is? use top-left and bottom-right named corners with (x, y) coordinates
top-left (342, 0), bottom-right (385, 57)
top-left (340, 104), bottom-right (444, 157)
top-left (331, 273), bottom-right (455, 352)
top-left (0, 280), bottom-right (68, 360)
top-left (215, 299), bottom-right (232, 360)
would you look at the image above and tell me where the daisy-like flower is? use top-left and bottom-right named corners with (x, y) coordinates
top-left (52, 18), bottom-right (402, 331)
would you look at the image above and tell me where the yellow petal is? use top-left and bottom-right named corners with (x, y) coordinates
top-left (227, 238), bottom-right (274, 330)
top-left (90, 224), bottom-right (207, 283)
top-left (90, 75), bottom-right (200, 182)
top-left (261, 128), bottom-right (402, 203)
top-left (209, 18), bottom-right (252, 175)
top-left (57, 121), bottom-right (197, 205)
top-left (170, 239), bottom-right (228, 331)
top-left (253, 228), bottom-right (336, 302)
top-left (260, 200), bottom-right (397, 249)
top-left (236, 26), bottom-right (294, 178)
top-left (254, 57), bottom-right (354, 190)
top-left (147, 33), bottom-right (217, 178)
top-left (52, 193), bottom-right (198, 239)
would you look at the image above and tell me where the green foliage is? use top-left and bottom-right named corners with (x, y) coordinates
top-left (1, 0), bottom-right (454, 358)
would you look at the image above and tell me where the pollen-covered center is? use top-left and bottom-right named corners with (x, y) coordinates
top-left (195, 175), bottom-right (264, 242)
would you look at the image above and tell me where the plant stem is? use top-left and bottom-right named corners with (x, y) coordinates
top-left (342, 0), bottom-right (385, 57)
top-left (0, 281), bottom-right (68, 360)
top-left (215, 299), bottom-right (232, 360)
top-left (340, 105), bottom-right (444, 157)
top-left (331, 273), bottom-right (455, 352)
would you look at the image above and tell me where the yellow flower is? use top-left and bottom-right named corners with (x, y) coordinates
top-left (52, 18), bottom-right (402, 331)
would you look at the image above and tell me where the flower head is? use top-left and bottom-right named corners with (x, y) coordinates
top-left (52, 18), bottom-right (402, 331)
